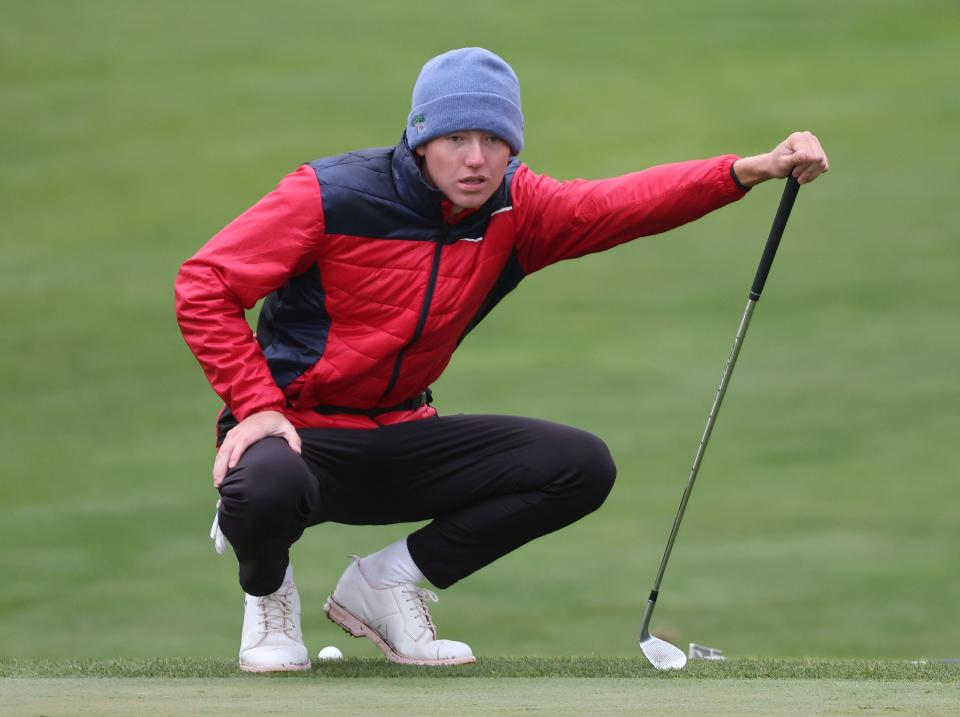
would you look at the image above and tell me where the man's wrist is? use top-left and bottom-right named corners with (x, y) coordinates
top-left (731, 154), bottom-right (772, 188)
top-left (234, 404), bottom-right (286, 423)
top-left (729, 162), bottom-right (750, 192)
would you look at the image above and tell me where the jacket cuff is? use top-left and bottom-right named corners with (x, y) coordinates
top-left (721, 155), bottom-right (750, 196)
top-left (231, 397), bottom-right (287, 423)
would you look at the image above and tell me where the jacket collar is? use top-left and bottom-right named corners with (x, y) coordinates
top-left (391, 132), bottom-right (514, 236)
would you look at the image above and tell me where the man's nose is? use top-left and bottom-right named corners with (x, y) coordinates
top-left (464, 139), bottom-right (485, 167)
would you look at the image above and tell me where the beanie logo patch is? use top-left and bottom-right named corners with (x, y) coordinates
top-left (412, 114), bottom-right (427, 134)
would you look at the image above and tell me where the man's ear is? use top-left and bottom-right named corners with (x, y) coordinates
top-left (414, 145), bottom-right (426, 158)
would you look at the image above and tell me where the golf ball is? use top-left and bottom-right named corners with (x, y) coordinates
top-left (317, 646), bottom-right (344, 660)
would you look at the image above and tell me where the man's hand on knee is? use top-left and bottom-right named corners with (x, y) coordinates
top-left (213, 410), bottom-right (302, 488)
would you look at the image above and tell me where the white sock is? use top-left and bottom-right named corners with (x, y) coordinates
top-left (357, 538), bottom-right (425, 589)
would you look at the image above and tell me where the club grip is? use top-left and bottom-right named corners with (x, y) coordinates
top-left (749, 175), bottom-right (801, 301)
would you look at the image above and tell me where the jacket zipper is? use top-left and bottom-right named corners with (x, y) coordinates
top-left (379, 238), bottom-right (444, 403)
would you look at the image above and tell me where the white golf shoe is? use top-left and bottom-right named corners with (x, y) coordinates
top-left (239, 565), bottom-right (311, 672)
top-left (324, 558), bottom-right (475, 666)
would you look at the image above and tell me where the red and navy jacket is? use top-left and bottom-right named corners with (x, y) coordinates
top-left (174, 136), bottom-right (748, 433)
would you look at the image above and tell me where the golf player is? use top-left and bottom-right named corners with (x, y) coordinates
top-left (175, 47), bottom-right (828, 671)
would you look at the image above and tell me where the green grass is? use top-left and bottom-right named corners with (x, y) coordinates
top-left (4, 661), bottom-right (960, 717)
top-left (3, 657), bottom-right (960, 681)
top-left (2, 0), bottom-right (959, 665)
top-left (5, 678), bottom-right (958, 717)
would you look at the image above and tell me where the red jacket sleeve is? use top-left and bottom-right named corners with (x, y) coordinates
top-left (511, 154), bottom-right (747, 273)
top-left (174, 165), bottom-right (324, 421)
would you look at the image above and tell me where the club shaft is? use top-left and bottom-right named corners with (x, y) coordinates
top-left (639, 177), bottom-right (800, 638)
top-left (650, 297), bottom-right (756, 594)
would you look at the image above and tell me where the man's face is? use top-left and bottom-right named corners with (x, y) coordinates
top-left (415, 131), bottom-right (512, 218)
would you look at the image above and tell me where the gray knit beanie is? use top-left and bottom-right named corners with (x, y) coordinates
top-left (407, 48), bottom-right (524, 155)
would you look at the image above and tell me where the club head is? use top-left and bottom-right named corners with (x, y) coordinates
top-left (639, 633), bottom-right (687, 671)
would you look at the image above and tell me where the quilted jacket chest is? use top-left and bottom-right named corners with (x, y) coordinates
top-left (318, 218), bottom-right (515, 346)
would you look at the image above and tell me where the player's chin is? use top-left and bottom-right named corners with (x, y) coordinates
top-left (451, 188), bottom-right (495, 210)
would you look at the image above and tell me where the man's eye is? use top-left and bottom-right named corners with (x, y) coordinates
top-left (448, 135), bottom-right (464, 142)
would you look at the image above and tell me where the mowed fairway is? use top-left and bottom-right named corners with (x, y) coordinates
top-left (5, 678), bottom-right (959, 717)
top-left (1, 0), bottom-right (957, 686)
top-left (3, 659), bottom-right (960, 717)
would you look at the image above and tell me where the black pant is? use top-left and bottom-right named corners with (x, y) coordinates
top-left (217, 414), bottom-right (616, 596)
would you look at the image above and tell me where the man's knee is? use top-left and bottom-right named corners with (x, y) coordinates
top-left (218, 437), bottom-right (318, 536)
top-left (572, 431), bottom-right (617, 511)
top-left (541, 425), bottom-right (617, 512)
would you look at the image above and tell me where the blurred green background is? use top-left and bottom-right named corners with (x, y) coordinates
top-left (2, 0), bottom-right (957, 661)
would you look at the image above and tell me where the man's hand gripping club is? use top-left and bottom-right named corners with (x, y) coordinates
top-left (733, 131), bottom-right (829, 187)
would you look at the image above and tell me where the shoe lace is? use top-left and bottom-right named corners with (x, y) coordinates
top-left (256, 584), bottom-right (297, 638)
top-left (402, 587), bottom-right (439, 639)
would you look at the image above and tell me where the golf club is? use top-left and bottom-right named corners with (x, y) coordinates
top-left (639, 175), bottom-right (802, 670)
